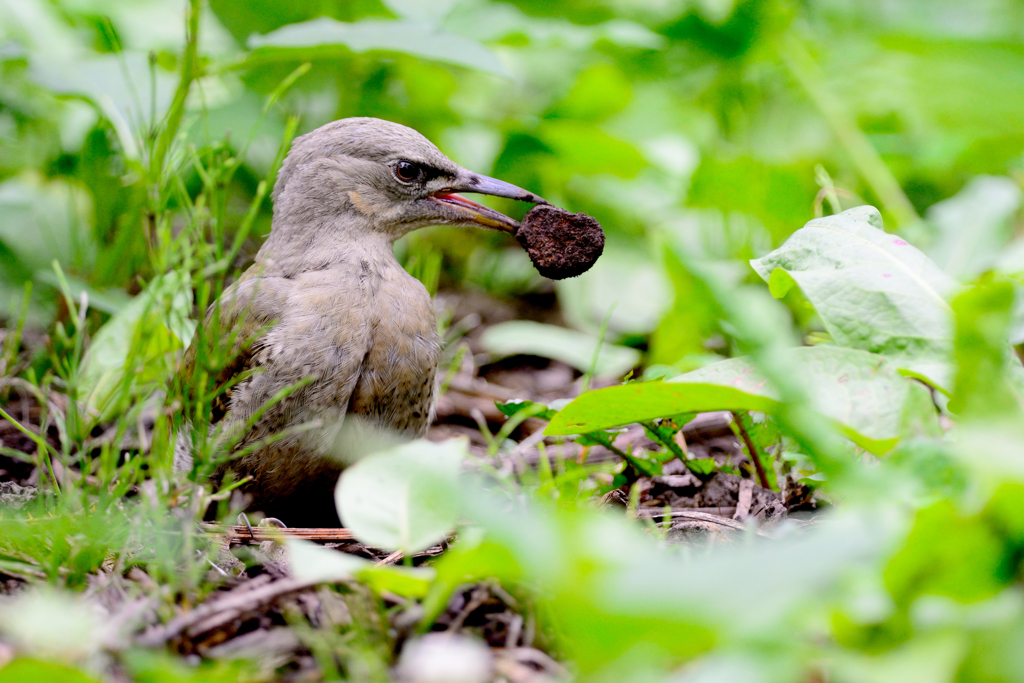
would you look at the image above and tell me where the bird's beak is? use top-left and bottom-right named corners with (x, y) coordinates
top-left (429, 173), bottom-right (547, 233)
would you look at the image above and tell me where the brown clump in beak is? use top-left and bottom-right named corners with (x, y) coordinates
top-left (516, 205), bottom-right (605, 280)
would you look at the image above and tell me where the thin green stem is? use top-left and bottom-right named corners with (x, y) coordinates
top-left (778, 31), bottom-right (919, 229)
top-left (0, 406), bottom-right (60, 493)
top-left (731, 412), bottom-right (771, 490)
top-left (150, 0), bottom-right (200, 188)
top-left (581, 305), bottom-right (616, 394)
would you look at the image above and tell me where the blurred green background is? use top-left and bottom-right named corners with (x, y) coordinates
top-left (1, 0), bottom-right (1023, 359)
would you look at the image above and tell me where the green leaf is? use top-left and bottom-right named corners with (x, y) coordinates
top-left (29, 54), bottom-right (179, 159)
top-left (547, 346), bottom-right (939, 455)
top-left (78, 272), bottom-right (195, 417)
top-left (949, 276), bottom-right (1024, 419)
top-left (751, 206), bottom-right (958, 389)
top-left (335, 439), bottom-right (464, 554)
top-left (926, 175), bottom-right (1021, 282)
top-left (884, 500), bottom-right (1010, 606)
top-left (0, 175), bottom-right (94, 275)
top-left (480, 321), bottom-right (640, 378)
top-left (687, 458), bottom-right (717, 476)
top-left (285, 539), bottom-right (434, 598)
top-left (496, 399), bottom-right (557, 422)
top-left (0, 659), bottom-right (101, 683)
top-left (247, 18), bottom-right (507, 76)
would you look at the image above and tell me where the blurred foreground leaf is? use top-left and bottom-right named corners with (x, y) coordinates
top-left (335, 439), bottom-right (464, 554)
top-left (286, 539), bottom-right (434, 598)
top-left (0, 659), bottom-right (100, 683)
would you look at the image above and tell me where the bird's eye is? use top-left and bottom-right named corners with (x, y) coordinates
top-left (394, 160), bottom-right (425, 183)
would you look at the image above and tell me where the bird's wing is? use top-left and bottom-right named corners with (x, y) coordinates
top-left (177, 269), bottom-right (286, 428)
top-left (178, 263), bottom-right (376, 447)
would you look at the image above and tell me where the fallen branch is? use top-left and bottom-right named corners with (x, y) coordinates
top-left (201, 524), bottom-right (354, 545)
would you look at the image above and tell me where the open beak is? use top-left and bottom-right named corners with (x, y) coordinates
top-left (429, 173), bottom-right (547, 233)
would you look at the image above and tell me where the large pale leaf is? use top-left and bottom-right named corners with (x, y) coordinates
top-left (0, 175), bottom-right (94, 274)
top-left (30, 53), bottom-right (178, 159)
top-left (751, 206), bottom-right (957, 388)
top-left (335, 439), bottom-right (464, 554)
top-left (546, 346), bottom-right (938, 454)
top-left (480, 321), bottom-right (640, 378)
top-left (248, 18), bottom-right (506, 76)
top-left (926, 175), bottom-right (1021, 282)
top-left (286, 538), bottom-right (434, 598)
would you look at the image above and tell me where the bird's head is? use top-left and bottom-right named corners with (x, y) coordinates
top-left (268, 118), bottom-right (546, 247)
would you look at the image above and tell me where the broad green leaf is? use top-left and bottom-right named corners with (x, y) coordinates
top-left (926, 175), bottom-right (1021, 282)
top-left (547, 346), bottom-right (938, 454)
top-left (480, 321), bottom-right (640, 378)
top-left (0, 659), bottom-right (100, 683)
top-left (79, 272), bottom-right (195, 416)
top-left (335, 439), bottom-right (464, 554)
top-left (29, 53), bottom-right (178, 159)
top-left (546, 380), bottom-right (772, 435)
top-left (286, 538), bottom-right (434, 598)
top-left (248, 18), bottom-right (506, 76)
top-left (497, 399), bottom-right (557, 422)
top-left (751, 206), bottom-right (958, 389)
top-left (0, 175), bottom-right (94, 274)
top-left (830, 631), bottom-right (968, 683)
top-left (884, 501), bottom-right (1010, 606)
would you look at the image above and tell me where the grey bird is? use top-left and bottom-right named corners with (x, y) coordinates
top-left (174, 117), bottom-right (546, 526)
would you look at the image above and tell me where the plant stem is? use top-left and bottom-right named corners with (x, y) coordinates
top-left (731, 411), bottom-right (771, 490)
top-left (642, 421), bottom-right (686, 461)
top-left (0, 406), bottom-right (60, 493)
top-left (150, 0), bottom-right (200, 188)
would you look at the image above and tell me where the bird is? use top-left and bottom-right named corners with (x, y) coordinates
top-left (174, 117), bottom-right (546, 527)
